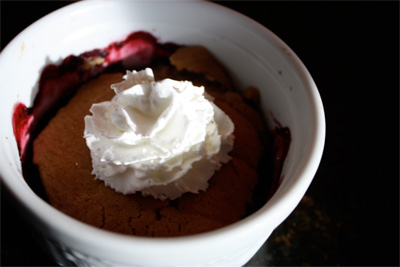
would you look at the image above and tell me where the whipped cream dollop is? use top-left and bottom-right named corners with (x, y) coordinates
top-left (84, 68), bottom-right (234, 200)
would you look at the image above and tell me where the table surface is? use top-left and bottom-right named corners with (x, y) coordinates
top-left (1, 1), bottom-right (398, 266)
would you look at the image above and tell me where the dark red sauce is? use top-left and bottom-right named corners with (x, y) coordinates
top-left (11, 31), bottom-right (290, 204)
top-left (270, 126), bottom-right (291, 196)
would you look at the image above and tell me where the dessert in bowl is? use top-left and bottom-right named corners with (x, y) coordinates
top-left (0, 1), bottom-right (325, 266)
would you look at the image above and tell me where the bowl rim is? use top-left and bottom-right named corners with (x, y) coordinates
top-left (0, 0), bottom-right (325, 252)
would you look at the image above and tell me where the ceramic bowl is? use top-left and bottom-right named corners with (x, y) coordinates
top-left (0, 1), bottom-right (325, 266)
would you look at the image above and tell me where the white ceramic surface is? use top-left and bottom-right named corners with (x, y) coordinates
top-left (0, 1), bottom-right (325, 266)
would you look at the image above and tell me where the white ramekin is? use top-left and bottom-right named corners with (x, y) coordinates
top-left (0, 1), bottom-right (325, 266)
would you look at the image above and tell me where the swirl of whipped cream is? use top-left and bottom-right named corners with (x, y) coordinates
top-left (84, 68), bottom-right (234, 200)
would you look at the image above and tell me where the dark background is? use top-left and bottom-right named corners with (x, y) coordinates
top-left (1, 1), bottom-right (398, 266)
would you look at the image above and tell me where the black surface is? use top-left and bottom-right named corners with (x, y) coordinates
top-left (1, 1), bottom-right (399, 266)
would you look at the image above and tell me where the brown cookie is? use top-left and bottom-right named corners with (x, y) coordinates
top-left (170, 46), bottom-right (232, 90)
top-left (33, 53), bottom-right (265, 237)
